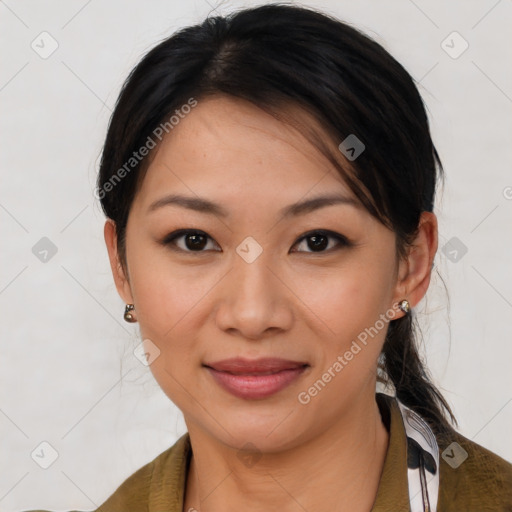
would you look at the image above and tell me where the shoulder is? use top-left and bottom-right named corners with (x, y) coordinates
top-left (94, 432), bottom-right (190, 511)
top-left (21, 434), bottom-right (190, 512)
top-left (437, 429), bottom-right (512, 511)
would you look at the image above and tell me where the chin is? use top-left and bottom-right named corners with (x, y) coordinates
top-left (203, 409), bottom-right (310, 453)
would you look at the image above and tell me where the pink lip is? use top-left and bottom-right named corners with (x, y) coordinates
top-left (204, 358), bottom-right (309, 400)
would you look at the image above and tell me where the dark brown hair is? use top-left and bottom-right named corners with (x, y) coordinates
top-left (97, 2), bottom-right (456, 436)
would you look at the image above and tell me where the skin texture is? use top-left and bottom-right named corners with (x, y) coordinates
top-left (104, 95), bottom-right (438, 512)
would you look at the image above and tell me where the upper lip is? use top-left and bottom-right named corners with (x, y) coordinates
top-left (204, 357), bottom-right (308, 374)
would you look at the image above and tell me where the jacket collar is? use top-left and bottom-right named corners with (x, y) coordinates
top-left (371, 392), bottom-right (411, 511)
top-left (150, 393), bottom-right (411, 511)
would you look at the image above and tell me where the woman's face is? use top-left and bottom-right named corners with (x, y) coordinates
top-left (107, 95), bottom-right (410, 452)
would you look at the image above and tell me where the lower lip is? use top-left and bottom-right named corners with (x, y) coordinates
top-left (206, 366), bottom-right (308, 400)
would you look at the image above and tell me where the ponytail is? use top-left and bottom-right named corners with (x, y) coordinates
top-left (380, 313), bottom-right (457, 439)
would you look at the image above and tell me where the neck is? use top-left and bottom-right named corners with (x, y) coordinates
top-left (183, 393), bottom-right (390, 512)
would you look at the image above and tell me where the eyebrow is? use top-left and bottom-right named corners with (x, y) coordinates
top-left (147, 193), bottom-right (360, 218)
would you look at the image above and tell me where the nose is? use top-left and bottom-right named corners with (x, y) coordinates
top-left (214, 251), bottom-right (294, 341)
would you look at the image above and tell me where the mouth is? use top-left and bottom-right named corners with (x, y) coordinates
top-left (203, 357), bottom-right (309, 373)
top-left (203, 357), bottom-right (309, 399)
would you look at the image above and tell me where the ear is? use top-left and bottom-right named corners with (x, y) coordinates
top-left (393, 211), bottom-right (438, 315)
top-left (104, 219), bottom-right (134, 305)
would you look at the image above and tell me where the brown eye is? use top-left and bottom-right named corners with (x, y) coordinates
top-left (291, 230), bottom-right (351, 253)
top-left (162, 230), bottom-right (220, 252)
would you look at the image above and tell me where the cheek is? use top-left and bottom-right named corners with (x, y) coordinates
top-left (293, 255), bottom-right (398, 400)
top-left (124, 243), bottom-right (213, 377)
top-left (125, 232), bottom-right (211, 333)
top-left (295, 264), bottom-right (396, 405)
top-left (296, 257), bottom-right (395, 343)
top-left (132, 264), bottom-right (209, 406)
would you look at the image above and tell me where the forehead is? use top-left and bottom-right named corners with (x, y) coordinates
top-left (133, 95), bottom-right (357, 212)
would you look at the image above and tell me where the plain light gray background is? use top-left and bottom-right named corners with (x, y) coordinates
top-left (1, 0), bottom-right (511, 510)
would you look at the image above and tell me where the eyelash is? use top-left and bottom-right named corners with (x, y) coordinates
top-left (160, 229), bottom-right (352, 255)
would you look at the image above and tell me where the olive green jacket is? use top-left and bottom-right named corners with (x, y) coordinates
top-left (27, 393), bottom-right (512, 511)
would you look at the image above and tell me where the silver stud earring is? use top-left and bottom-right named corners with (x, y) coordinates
top-left (398, 299), bottom-right (411, 314)
top-left (124, 304), bottom-right (137, 323)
